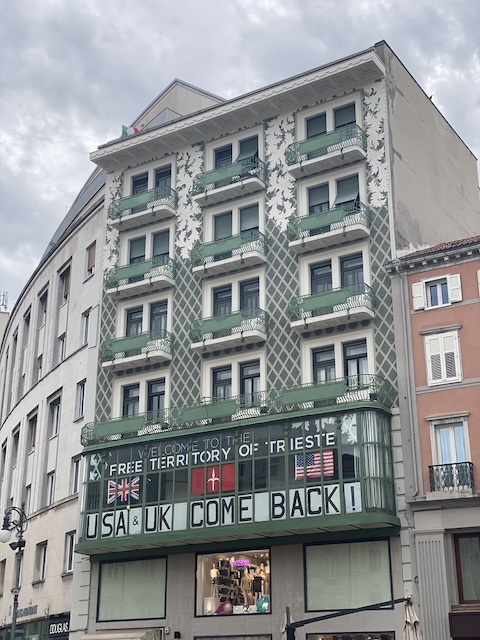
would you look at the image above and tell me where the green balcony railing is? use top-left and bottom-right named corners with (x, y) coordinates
top-left (285, 123), bottom-right (367, 166)
top-left (286, 203), bottom-right (370, 242)
top-left (191, 156), bottom-right (267, 197)
top-left (81, 374), bottom-right (394, 446)
top-left (100, 329), bottom-right (173, 363)
top-left (108, 185), bottom-right (178, 221)
top-left (287, 283), bottom-right (375, 322)
top-left (105, 256), bottom-right (176, 289)
top-left (189, 307), bottom-right (268, 343)
top-left (191, 230), bottom-right (267, 268)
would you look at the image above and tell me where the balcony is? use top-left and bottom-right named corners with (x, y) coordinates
top-left (285, 124), bottom-right (367, 177)
top-left (108, 186), bottom-right (178, 230)
top-left (287, 203), bottom-right (370, 253)
top-left (100, 329), bottom-right (173, 371)
top-left (287, 283), bottom-right (375, 332)
top-left (429, 462), bottom-right (475, 492)
top-left (189, 308), bottom-right (267, 352)
top-left (105, 257), bottom-right (175, 299)
top-left (191, 230), bottom-right (267, 276)
top-left (81, 374), bottom-right (394, 446)
top-left (191, 157), bottom-right (267, 207)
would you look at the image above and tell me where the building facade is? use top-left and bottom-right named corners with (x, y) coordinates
top-left (72, 41), bottom-right (479, 640)
top-left (0, 171), bottom-right (106, 640)
top-left (388, 238), bottom-right (480, 640)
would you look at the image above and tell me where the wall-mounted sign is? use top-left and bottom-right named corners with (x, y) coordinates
top-left (48, 616), bottom-right (70, 638)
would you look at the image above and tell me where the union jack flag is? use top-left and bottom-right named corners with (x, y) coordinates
top-left (295, 450), bottom-right (335, 479)
top-left (106, 476), bottom-right (141, 504)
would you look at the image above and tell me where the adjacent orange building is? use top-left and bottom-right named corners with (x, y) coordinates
top-left (389, 236), bottom-right (480, 640)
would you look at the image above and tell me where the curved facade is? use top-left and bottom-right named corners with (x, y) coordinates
top-left (0, 170), bottom-right (106, 640)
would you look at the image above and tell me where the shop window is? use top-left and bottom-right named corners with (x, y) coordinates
top-left (454, 533), bottom-right (480, 602)
top-left (196, 549), bottom-right (270, 615)
top-left (98, 558), bottom-right (166, 620)
top-left (306, 634), bottom-right (394, 640)
top-left (305, 540), bottom-right (391, 610)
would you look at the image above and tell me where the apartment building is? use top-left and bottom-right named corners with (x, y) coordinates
top-left (71, 41), bottom-right (479, 640)
top-left (388, 237), bottom-right (480, 640)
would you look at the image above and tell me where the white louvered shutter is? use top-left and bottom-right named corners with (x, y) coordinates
top-left (477, 270), bottom-right (480, 297)
top-left (448, 274), bottom-right (462, 302)
top-left (412, 282), bottom-right (425, 310)
top-left (442, 332), bottom-right (460, 381)
top-left (425, 335), bottom-right (442, 384)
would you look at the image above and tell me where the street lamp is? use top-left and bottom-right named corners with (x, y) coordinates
top-left (0, 504), bottom-right (28, 640)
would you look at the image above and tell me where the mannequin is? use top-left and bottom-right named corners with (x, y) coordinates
top-left (262, 561), bottom-right (270, 595)
top-left (252, 568), bottom-right (263, 603)
top-left (210, 563), bottom-right (219, 597)
top-left (241, 568), bottom-right (252, 607)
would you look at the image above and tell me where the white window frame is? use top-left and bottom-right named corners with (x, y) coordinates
top-left (117, 290), bottom-right (173, 338)
top-left (297, 93), bottom-right (363, 139)
top-left (48, 395), bottom-right (61, 438)
top-left (27, 413), bottom-right (37, 451)
top-left (0, 559), bottom-right (5, 596)
top-left (46, 471), bottom-right (55, 507)
top-left (301, 328), bottom-right (375, 384)
top-left (202, 267), bottom-right (266, 317)
top-left (59, 267), bottom-right (71, 305)
top-left (118, 220), bottom-right (175, 265)
top-left (24, 485), bottom-right (31, 516)
top-left (71, 456), bottom-right (81, 494)
top-left (123, 160), bottom-right (176, 198)
top-left (429, 416), bottom-right (471, 466)
top-left (112, 371), bottom-right (170, 418)
top-left (75, 379), bottom-right (86, 419)
top-left (81, 309), bottom-right (90, 345)
top-left (203, 195), bottom-right (265, 243)
top-left (412, 274), bottom-right (462, 311)
top-left (64, 532), bottom-right (76, 573)
top-left (35, 542), bottom-right (48, 582)
top-left (424, 330), bottom-right (462, 386)
top-left (205, 126), bottom-right (264, 171)
top-left (58, 334), bottom-right (66, 363)
top-left (86, 242), bottom-right (96, 277)
top-left (201, 350), bottom-right (266, 400)
top-left (298, 241), bottom-right (371, 297)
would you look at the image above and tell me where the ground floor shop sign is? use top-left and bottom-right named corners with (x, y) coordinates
top-left (81, 411), bottom-right (395, 543)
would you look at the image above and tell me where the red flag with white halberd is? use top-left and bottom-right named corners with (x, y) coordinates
top-left (191, 464), bottom-right (235, 495)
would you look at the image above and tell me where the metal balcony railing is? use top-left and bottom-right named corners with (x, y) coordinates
top-left (105, 256), bottom-right (175, 289)
top-left (189, 307), bottom-right (268, 343)
top-left (285, 123), bottom-right (366, 166)
top-left (191, 230), bottom-right (267, 268)
top-left (191, 157), bottom-right (267, 197)
top-left (108, 185), bottom-right (178, 221)
top-left (100, 329), bottom-right (173, 363)
top-left (429, 462), bottom-right (474, 491)
top-left (81, 374), bottom-right (394, 446)
top-left (287, 283), bottom-right (375, 322)
top-left (286, 203), bottom-right (370, 242)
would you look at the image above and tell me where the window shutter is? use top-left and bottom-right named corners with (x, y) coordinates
top-left (442, 333), bottom-right (457, 379)
top-left (425, 336), bottom-right (442, 383)
top-left (412, 282), bottom-right (426, 310)
top-left (448, 274), bottom-right (462, 302)
top-left (477, 270), bottom-right (480, 297)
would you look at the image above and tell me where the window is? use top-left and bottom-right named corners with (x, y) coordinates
top-left (60, 268), bottom-right (71, 304)
top-left (35, 542), bottom-right (48, 582)
top-left (454, 533), bottom-right (480, 603)
top-left (240, 360), bottom-right (261, 406)
top-left (12, 429), bottom-right (19, 467)
top-left (71, 456), bottom-right (81, 494)
top-left (344, 340), bottom-right (368, 384)
top-left (27, 414), bottom-right (37, 450)
top-left (64, 532), bottom-right (76, 573)
top-left (123, 384), bottom-right (140, 417)
top-left (126, 307), bottom-right (143, 336)
top-left (212, 135), bottom-right (259, 170)
top-left (306, 113), bottom-right (326, 138)
top-left (215, 145), bottom-right (233, 168)
top-left (214, 211), bottom-right (232, 240)
top-left (212, 367), bottom-right (232, 400)
top-left (333, 175), bottom-right (359, 209)
top-left (129, 237), bottom-right (146, 264)
top-left (75, 380), bottom-right (86, 419)
top-left (150, 301), bottom-right (168, 334)
top-left (308, 184), bottom-right (330, 214)
top-left (435, 422), bottom-right (468, 465)
top-left (46, 472), bottom-right (55, 506)
top-left (240, 279), bottom-right (260, 310)
top-left (132, 172), bottom-right (148, 195)
top-left (313, 347), bottom-right (336, 383)
top-left (209, 201), bottom-right (260, 244)
top-left (86, 242), bottom-right (96, 276)
top-left (334, 102), bottom-right (356, 128)
top-left (155, 166), bottom-right (171, 191)
top-left (37, 355), bottom-right (43, 381)
top-left (147, 379), bottom-right (165, 413)
top-left (424, 331), bottom-right (461, 385)
top-left (152, 230), bottom-right (169, 259)
top-left (58, 334), bottom-right (66, 363)
top-left (430, 420), bottom-right (471, 491)
top-left (81, 310), bottom-right (90, 345)
top-left (98, 558), bottom-right (166, 621)
top-left (39, 291), bottom-right (48, 327)
top-left (310, 261), bottom-right (332, 294)
top-left (0, 559), bottom-right (5, 596)
top-left (24, 485), bottom-right (31, 515)
top-left (196, 549), bottom-right (270, 616)
top-left (341, 253), bottom-right (364, 287)
top-left (213, 286), bottom-right (232, 316)
top-left (412, 274), bottom-right (462, 310)
top-left (0, 441), bottom-right (6, 480)
top-left (49, 397), bottom-right (61, 437)
top-left (305, 540), bottom-right (391, 610)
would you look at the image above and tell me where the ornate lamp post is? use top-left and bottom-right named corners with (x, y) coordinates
top-left (0, 505), bottom-right (28, 640)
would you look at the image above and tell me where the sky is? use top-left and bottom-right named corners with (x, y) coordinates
top-left (1, 0), bottom-right (480, 310)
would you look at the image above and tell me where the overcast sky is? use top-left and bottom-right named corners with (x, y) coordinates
top-left (1, 0), bottom-right (479, 309)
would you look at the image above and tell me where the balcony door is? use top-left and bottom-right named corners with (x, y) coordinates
top-left (436, 424), bottom-right (467, 465)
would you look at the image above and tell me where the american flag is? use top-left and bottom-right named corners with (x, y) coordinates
top-left (295, 451), bottom-right (334, 479)
top-left (106, 476), bottom-right (140, 504)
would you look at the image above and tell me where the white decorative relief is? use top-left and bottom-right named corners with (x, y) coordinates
top-left (264, 114), bottom-right (296, 231)
top-left (176, 145), bottom-right (203, 259)
top-left (103, 172), bottom-right (121, 273)
top-left (364, 80), bottom-right (389, 208)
